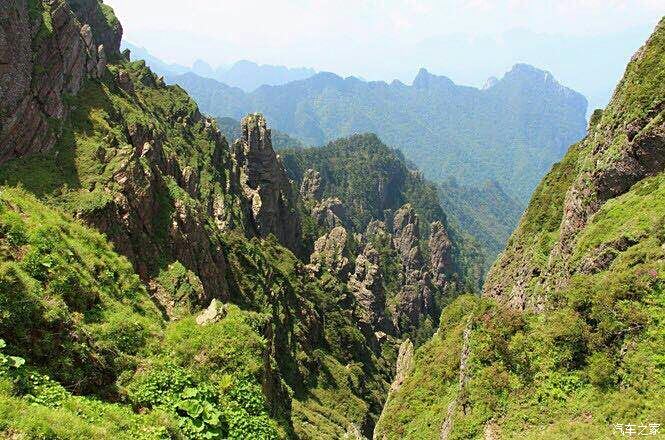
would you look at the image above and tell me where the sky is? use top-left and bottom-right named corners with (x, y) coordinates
top-left (105, 0), bottom-right (665, 109)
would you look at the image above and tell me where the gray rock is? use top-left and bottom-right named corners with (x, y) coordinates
top-left (348, 244), bottom-right (390, 333)
top-left (301, 168), bottom-right (323, 200)
top-left (196, 299), bottom-right (228, 325)
top-left (311, 197), bottom-right (350, 229)
top-left (233, 114), bottom-right (303, 254)
top-left (429, 221), bottom-right (454, 289)
top-left (308, 226), bottom-right (351, 276)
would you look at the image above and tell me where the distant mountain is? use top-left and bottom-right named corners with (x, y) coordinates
top-left (121, 41), bottom-right (190, 77)
top-left (121, 41), bottom-right (316, 91)
top-left (410, 27), bottom-right (653, 115)
top-left (217, 60), bottom-right (316, 92)
top-left (170, 64), bottom-right (588, 204)
top-left (216, 117), bottom-right (304, 149)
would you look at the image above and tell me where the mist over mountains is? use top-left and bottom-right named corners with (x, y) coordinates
top-left (122, 41), bottom-right (316, 92)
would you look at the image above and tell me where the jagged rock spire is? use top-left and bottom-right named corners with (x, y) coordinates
top-left (233, 113), bottom-right (303, 254)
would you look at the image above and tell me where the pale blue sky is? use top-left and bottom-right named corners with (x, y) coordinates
top-left (106, 0), bottom-right (664, 109)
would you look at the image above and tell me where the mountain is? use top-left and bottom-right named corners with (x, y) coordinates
top-left (0, 1), bottom-right (478, 438)
top-left (169, 64), bottom-right (588, 205)
top-left (121, 41), bottom-right (316, 92)
top-left (411, 27), bottom-right (654, 115)
top-left (217, 60), bottom-right (317, 92)
top-left (375, 17), bottom-right (665, 439)
top-left (438, 179), bottom-right (523, 267)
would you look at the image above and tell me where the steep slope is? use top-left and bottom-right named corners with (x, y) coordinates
top-left (375, 17), bottom-right (665, 439)
top-left (170, 65), bottom-right (587, 204)
top-left (0, 1), bottom-right (393, 437)
top-left (438, 179), bottom-right (523, 267)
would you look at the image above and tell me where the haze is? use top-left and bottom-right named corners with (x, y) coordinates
top-left (106, 0), bottom-right (665, 110)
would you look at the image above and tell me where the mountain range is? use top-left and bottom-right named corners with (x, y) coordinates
top-left (168, 64), bottom-right (588, 206)
top-left (0, 1), bottom-right (480, 436)
top-left (121, 41), bottom-right (317, 92)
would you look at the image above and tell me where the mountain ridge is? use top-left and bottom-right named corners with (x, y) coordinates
top-left (121, 41), bottom-right (317, 92)
top-left (169, 62), bottom-right (588, 205)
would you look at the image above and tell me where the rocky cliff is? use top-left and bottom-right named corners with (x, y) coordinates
top-left (233, 114), bottom-right (303, 253)
top-left (484, 17), bottom-right (665, 310)
top-left (281, 136), bottom-right (478, 341)
top-left (0, 0), bottom-right (119, 163)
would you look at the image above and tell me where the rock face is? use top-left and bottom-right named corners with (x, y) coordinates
top-left (300, 168), bottom-right (323, 200)
top-left (312, 197), bottom-right (350, 229)
top-left (389, 339), bottom-right (414, 394)
top-left (348, 244), bottom-right (391, 333)
top-left (429, 221), bottom-right (454, 289)
top-left (392, 204), bottom-right (435, 330)
top-left (233, 114), bottom-right (302, 254)
top-left (0, 0), bottom-right (120, 163)
top-left (81, 114), bottom-right (233, 301)
top-left (308, 226), bottom-right (351, 276)
top-left (393, 204), bottom-right (424, 271)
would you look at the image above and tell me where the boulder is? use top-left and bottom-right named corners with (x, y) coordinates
top-left (196, 299), bottom-right (228, 325)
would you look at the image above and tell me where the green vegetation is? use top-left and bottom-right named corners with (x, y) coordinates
top-left (281, 134), bottom-right (484, 289)
top-left (438, 179), bottom-right (523, 268)
top-left (377, 231), bottom-right (664, 438)
top-left (172, 65), bottom-right (587, 205)
top-left (377, 17), bottom-right (665, 439)
top-left (0, 4), bottom-right (409, 434)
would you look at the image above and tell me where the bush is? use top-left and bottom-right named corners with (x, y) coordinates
top-left (587, 352), bottom-right (616, 388)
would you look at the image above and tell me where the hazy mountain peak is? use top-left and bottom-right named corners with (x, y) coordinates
top-left (482, 76), bottom-right (499, 89)
top-left (412, 67), bottom-right (455, 88)
top-left (502, 63), bottom-right (556, 85)
top-left (192, 59), bottom-right (214, 77)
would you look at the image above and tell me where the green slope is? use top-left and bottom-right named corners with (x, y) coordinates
top-left (376, 16), bottom-right (665, 440)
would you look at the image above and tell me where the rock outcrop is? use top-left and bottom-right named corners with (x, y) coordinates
top-left (429, 221), bottom-right (454, 289)
top-left (81, 115), bottom-right (233, 301)
top-left (308, 226), bottom-right (351, 276)
top-left (312, 197), bottom-right (350, 229)
top-left (348, 243), bottom-right (391, 333)
top-left (392, 204), bottom-right (435, 331)
top-left (196, 299), bottom-right (228, 325)
top-left (233, 114), bottom-right (302, 254)
top-left (300, 168), bottom-right (323, 200)
top-left (392, 204), bottom-right (424, 271)
top-left (0, 0), bottom-right (120, 163)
